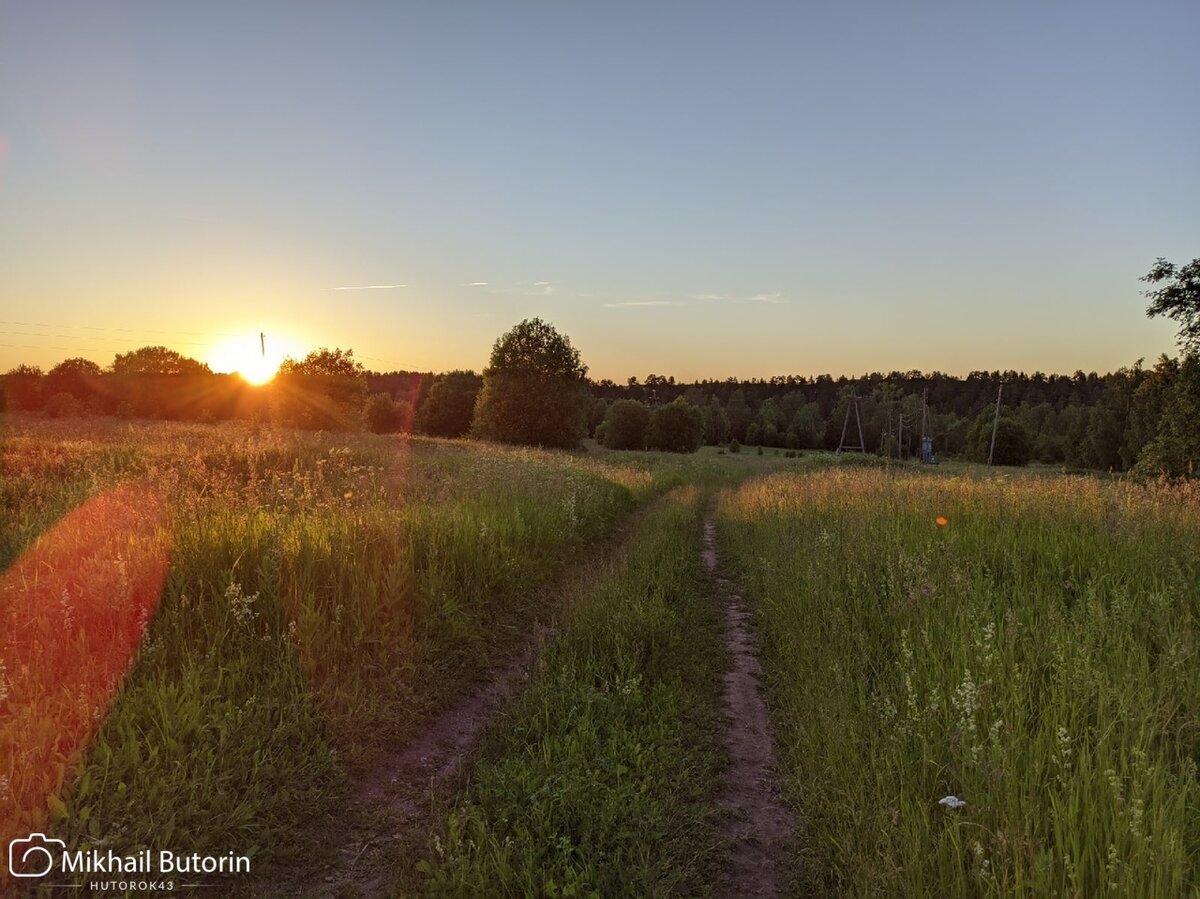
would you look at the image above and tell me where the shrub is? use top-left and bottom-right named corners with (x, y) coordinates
top-left (600, 400), bottom-right (651, 450)
top-left (966, 410), bottom-right (1032, 466)
top-left (364, 393), bottom-right (413, 434)
top-left (45, 392), bottom-right (83, 419)
top-left (646, 398), bottom-right (705, 453)
top-left (416, 371), bottom-right (482, 438)
top-left (729, 439), bottom-right (741, 454)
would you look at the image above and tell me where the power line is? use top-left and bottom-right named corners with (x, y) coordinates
top-left (0, 319), bottom-right (244, 339)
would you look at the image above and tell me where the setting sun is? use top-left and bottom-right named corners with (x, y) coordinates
top-left (206, 334), bottom-right (306, 386)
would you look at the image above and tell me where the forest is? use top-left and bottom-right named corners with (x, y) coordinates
top-left (2, 256), bottom-right (1198, 478)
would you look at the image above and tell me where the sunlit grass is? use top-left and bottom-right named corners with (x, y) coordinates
top-left (719, 468), bottom-right (1200, 896)
top-left (0, 418), bottom-right (669, 876)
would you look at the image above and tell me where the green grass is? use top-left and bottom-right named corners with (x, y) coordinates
top-left (411, 485), bottom-right (725, 896)
top-left (0, 418), bottom-right (674, 877)
top-left (14, 412), bottom-right (1193, 895)
top-left (718, 468), bottom-right (1200, 896)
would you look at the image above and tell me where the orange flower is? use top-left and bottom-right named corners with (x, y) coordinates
top-left (936, 516), bottom-right (949, 527)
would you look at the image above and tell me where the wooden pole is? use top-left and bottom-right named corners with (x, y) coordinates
top-left (987, 382), bottom-right (1003, 467)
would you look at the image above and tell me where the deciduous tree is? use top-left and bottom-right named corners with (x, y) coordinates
top-left (472, 319), bottom-right (590, 448)
top-left (1143, 257), bottom-right (1200, 352)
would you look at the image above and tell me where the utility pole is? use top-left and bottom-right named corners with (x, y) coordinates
top-left (987, 382), bottom-right (1003, 467)
top-left (260, 332), bottom-right (266, 358)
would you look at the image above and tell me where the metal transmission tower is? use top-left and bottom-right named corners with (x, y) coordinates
top-left (836, 391), bottom-right (866, 454)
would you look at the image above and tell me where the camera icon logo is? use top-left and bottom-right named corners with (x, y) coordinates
top-left (8, 833), bottom-right (65, 878)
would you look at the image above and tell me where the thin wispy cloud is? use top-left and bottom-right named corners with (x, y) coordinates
top-left (486, 280), bottom-right (557, 297)
top-left (688, 293), bottom-right (727, 301)
top-left (331, 284), bottom-right (407, 291)
top-left (745, 292), bottom-right (786, 304)
top-left (603, 300), bottom-right (687, 308)
top-left (463, 281), bottom-right (489, 287)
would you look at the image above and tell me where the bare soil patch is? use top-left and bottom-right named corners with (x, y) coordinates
top-left (703, 511), bottom-right (799, 898)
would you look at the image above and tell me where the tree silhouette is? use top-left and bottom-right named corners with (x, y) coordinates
top-left (599, 399), bottom-right (650, 450)
top-left (416, 370), bottom-right (482, 438)
top-left (274, 348), bottom-right (367, 430)
top-left (1143, 257), bottom-right (1200, 352)
top-left (472, 319), bottom-right (590, 448)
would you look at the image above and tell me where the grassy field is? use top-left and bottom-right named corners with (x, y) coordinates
top-left (0, 416), bottom-right (793, 887)
top-left (0, 417), bottom-right (675, 875)
top-left (6, 414), bottom-right (1200, 896)
top-left (412, 486), bottom-right (724, 896)
top-left (719, 468), bottom-right (1200, 896)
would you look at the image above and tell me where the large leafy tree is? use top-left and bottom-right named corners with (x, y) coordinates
top-left (108, 346), bottom-right (211, 418)
top-left (646, 398), bottom-right (706, 453)
top-left (1143, 257), bottom-right (1200, 353)
top-left (1132, 354), bottom-right (1200, 478)
top-left (2, 364), bottom-right (44, 411)
top-left (599, 399), bottom-right (650, 450)
top-left (472, 318), bottom-right (589, 448)
top-left (110, 346), bottom-right (210, 376)
top-left (274, 348), bottom-right (367, 430)
top-left (46, 357), bottom-right (104, 401)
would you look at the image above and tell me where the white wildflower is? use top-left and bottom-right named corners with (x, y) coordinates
top-left (225, 582), bottom-right (260, 625)
top-left (939, 795), bottom-right (967, 810)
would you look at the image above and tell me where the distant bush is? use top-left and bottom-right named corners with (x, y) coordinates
top-left (835, 451), bottom-right (887, 468)
top-left (3, 364), bottom-right (44, 411)
top-left (416, 370), bottom-right (482, 438)
top-left (729, 439), bottom-right (740, 454)
top-left (600, 399), bottom-right (651, 450)
top-left (966, 410), bottom-right (1032, 466)
top-left (364, 393), bottom-right (413, 434)
top-left (45, 392), bottom-right (83, 419)
top-left (646, 398), bottom-right (705, 453)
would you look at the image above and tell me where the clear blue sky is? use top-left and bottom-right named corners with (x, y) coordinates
top-left (2, 1), bottom-right (1197, 380)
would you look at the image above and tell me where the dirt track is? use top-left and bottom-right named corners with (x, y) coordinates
top-left (703, 511), bottom-right (798, 898)
top-left (241, 498), bottom-right (659, 897)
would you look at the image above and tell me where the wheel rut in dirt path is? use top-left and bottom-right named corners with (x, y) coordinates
top-left (703, 509), bottom-right (799, 899)
top-left (243, 496), bottom-right (664, 898)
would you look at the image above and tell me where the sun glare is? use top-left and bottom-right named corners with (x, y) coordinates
top-left (206, 334), bottom-right (304, 386)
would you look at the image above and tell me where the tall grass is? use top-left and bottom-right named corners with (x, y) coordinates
top-left (719, 469), bottom-right (1200, 896)
top-left (413, 486), bottom-right (725, 896)
top-left (0, 418), bottom-right (660, 877)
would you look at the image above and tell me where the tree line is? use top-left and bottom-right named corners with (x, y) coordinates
top-left (4, 257), bottom-right (1197, 477)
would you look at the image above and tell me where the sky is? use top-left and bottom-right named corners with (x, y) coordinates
top-left (1, 1), bottom-right (1198, 382)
